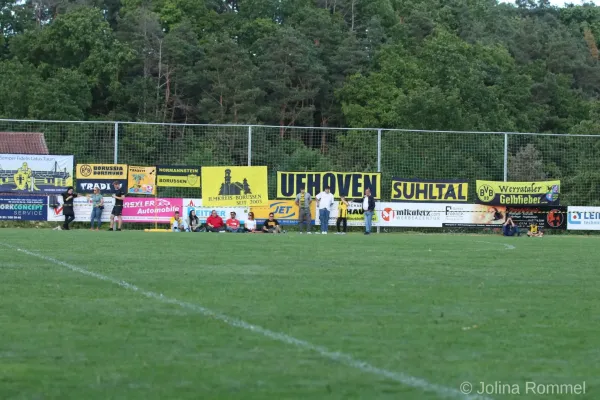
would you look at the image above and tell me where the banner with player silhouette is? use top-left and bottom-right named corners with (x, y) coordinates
top-left (201, 166), bottom-right (268, 206)
top-left (127, 166), bottom-right (156, 195)
top-left (0, 154), bottom-right (73, 194)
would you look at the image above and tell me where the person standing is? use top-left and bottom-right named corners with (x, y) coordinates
top-left (316, 186), bottom-right (334, 234)
top-left (88, 187), bottom-right (104, 231)
top-left (362, 188), bottom-right (375, 235)
top-left (61, 186), bottom-right (78, 230)
top-left (109, 181), bottom-right (125, 231)
top-left (336, 196), bottom-right (349, 235)
top-left (295, 186), bottom-right (312, 234)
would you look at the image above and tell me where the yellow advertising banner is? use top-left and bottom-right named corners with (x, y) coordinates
top-left (202, 166), bottom-right (268, 206)
top-left (127, 166), bottom-right (156, 195)
top-left (76, 164), bottom-right (128, 179)
top-left (251, 200), bottom-right (301, 225)
top-left (476, 180), bottom-right (560, 205)
top-left (156, 165), bottom-right (201, 188)
top-left (277, 171), bottom-right (381, 199)
top-left (391, 178), bottom-right (468, 202)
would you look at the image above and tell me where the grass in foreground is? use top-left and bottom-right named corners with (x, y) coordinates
top-left (0, 229), bottom-right (598, 400)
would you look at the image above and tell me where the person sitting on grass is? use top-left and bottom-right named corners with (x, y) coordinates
top-left (170, 211), bottom-right (188, 232)
top-left (188, 210), bottom-right (201, 232)
top-left (206, 210), bottom-right (225, 232)
top-left (527, 224), bottom-right (544, 237)
top-left (244, 211), bottom-right (259, 233)
top-left (263, 212), bottom-right (282, 234)
top-left (502, 213), bottom-right (520, 237)
top-left (226, 211), bottom-right (244, 233)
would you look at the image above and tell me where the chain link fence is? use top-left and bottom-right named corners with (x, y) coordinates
top-left (1, 119), bottom-right (599, 229)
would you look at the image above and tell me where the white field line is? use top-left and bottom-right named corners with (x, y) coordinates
top-left (475, 241), bottom-right (516, 250)
top-left (1, 242), bottom-right (492, 400)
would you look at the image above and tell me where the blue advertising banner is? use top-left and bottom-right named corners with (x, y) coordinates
top-left (0, 196), bottom-right (48, 221)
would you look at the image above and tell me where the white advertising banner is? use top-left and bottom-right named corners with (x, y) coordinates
top-left (567, 207), bottom-right (600, 230)
top-left (183, 199), bottom-right (248, 223)
top-left (314, 201), bottom-right (378, 226)
top-left (377, 202), bottom-right (448, 227)
top-left (47, 196), bottom-right (115, 222)
top-left (0, 153), bottom-right (74, 194)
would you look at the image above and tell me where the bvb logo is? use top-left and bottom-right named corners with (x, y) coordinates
top-left (478, 184), bottom-right (495, 202)
top-left (79, 164), bottom-right (93, 177)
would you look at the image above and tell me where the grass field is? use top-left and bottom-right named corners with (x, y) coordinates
top-left (0, 229), bottom-right (598, 400)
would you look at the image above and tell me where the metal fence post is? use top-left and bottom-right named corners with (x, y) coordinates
top-left (114, 122), bottom-right (119, 164)
top-left (503, 133), bottom-right (508, 181)
top-left (248, 125), bottom-right (252, 166)
top-left (377, 129), bottom-right (382, 234)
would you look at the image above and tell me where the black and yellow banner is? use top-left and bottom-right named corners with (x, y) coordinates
top-left (202, 166), bottom-right (268, 206)
top-left (277, 171), bottom-right (381, 199)
top-left (391, 178), bottom-right (468, 202)
top-left (156, 165), bottom-right (201, 188)
top-left (76, 163), bottom-right (128, 193)
top-left (76, 164), bottom-right (127, 180)
top-left (476, 180), bottom-right (560, 205)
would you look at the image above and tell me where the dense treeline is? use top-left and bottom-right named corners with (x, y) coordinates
top-left (1, 0), bottom-right (600, 204)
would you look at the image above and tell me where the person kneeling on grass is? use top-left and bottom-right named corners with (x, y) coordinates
top-left (206, 210), bottom-right (225, 232)
top-left (226, 211), bottom-right (244, 233)
top-left (263, 213), bottom-right (282, 234)
top-left (502, 213), bottom-right (520, 237)
top-left (527, 224), bottom-right (544, 237)
top-left (170, 211), bottom-right (188, 232)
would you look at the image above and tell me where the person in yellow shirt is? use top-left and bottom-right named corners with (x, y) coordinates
top-left (527, 224), bottom-right (544, 237)
top-left (336, 196), bottom-right (349, 235)
top-left (170, 211), bottom-right (188, 232)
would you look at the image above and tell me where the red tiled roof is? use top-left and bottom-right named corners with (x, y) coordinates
top-left (0, 132), bottom-right (49, 154)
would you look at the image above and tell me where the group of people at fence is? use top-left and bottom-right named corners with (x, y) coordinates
top-left (58, 181), bottom-right (543, 237)
top-left (59, 183), bottom-right (378, 235)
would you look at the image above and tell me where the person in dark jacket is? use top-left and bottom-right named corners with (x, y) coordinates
top-left (61, 186), bottom-right (78, 230)
top-left (362, 188), bottom-right (376, 235)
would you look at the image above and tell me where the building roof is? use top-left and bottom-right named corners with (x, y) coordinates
top-left (0, 132), bottom-right (49, 154)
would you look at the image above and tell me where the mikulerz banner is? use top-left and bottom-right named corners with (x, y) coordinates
top-left (390, 178), bottom-right (468, 202)
top-left (277, 171), bottom-right (381, 199)
top-left (156, 165), bottom-right (201, 188)
top-left (201, 166), bottom-right (268, 207)
top-left (0, 154), bottom-right (73, 194)
top-left (75, 163), bottom-right (128, 193)
top-left (476, 180), bottom-right (560, 206)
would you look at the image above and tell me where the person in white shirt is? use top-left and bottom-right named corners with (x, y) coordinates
top-left (244, 211), bottom-right (258, 233)
top-left (316, 186), bottom-right (334, 234)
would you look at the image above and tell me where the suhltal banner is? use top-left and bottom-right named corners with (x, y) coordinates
top-left (476, 180), bottom-right (560, 206)
top-left (391, 178), bottom-right (468, 202)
